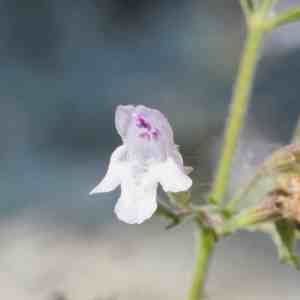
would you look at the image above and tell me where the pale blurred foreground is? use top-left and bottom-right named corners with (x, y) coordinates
top-left (0, 214), bottom-right (298, 300)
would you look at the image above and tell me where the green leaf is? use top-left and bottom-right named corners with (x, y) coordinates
top-left (269, 220), bottom-right (300, 269)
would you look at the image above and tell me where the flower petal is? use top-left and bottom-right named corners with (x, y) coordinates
top-left (135, 105), bottom-right (174, 142)
top-left (115, 105), bottom-right (135, 139)
top-left (114, 180), bottom-right (158, 224)
top-left (89, 145), bottom-right (127, 194)
top-left (171, 147), bottom-right (193, 173)
top-left (125, 105), bottom-right (175, 162)
top-left (153, 157), bottom-right (192, 193)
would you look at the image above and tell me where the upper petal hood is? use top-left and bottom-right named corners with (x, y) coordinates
top-left (115, 105), bottom-right (135, 139)
top-left (116, 105), bottom-right (175, 162)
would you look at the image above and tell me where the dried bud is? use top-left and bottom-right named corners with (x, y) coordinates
top-left (271, 175), bottom-right (300, 223)
top-left (236, 143), bottom-right (300, 269)
top-left (262, 144), bottom-right (300, 174)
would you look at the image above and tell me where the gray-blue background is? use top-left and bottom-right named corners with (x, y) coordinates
top-left (0, 1), bottom-right (299, 299)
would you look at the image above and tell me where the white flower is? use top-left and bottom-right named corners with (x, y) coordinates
top-left (90, 105), bottom-right (192, 224)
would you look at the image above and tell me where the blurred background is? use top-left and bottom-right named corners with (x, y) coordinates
top-left (0, 0), bottom-right (299, 299)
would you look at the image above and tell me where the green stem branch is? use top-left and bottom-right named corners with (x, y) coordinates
top-left (218, 204), bottom-right (280, 236)
top-left (267, 7), bottom-right (300, 31)
top-left (210, 21), bottom-right (265, 206)
top-left (187, 2), bottom-right (273, 299)
top-left (259, 0), bottom-right (276, 16)
top-left (188, 226), bottom-right (216, 300)
top-left (240, 0), bottom-right (252, 21)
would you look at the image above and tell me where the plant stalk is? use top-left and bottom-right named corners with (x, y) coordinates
top-left (210, 21), bottom-right (265, 206)
top-left (188, 4), bottom-right (270, 299)
top-left (187, 226), bottom-right (216, 300)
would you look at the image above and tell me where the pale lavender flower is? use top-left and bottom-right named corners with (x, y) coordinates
top-left (90, 105), bottom-right (192, 224)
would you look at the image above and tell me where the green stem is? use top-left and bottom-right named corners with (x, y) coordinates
top-left (266, 8), bottom-right (300, 31)
top-left (187, 3), bottom-right (272, 300)
top-left (259, 0), bottom-right (276, 16)
top-left (246, 0), bottom-right (255, 11)
top-left (210, 21), bottom-right (265, 206)
top-left (187, 226), bottom-right (216, 300)
top-left (292, 116), bottom-right (300, 144)
top-left (219, 201), bottom-right (280, 236)
top-left (240, 0), bottom-right (252, 21)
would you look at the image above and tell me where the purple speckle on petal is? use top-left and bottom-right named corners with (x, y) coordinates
top-left (139, 132), bottom-right (151, 140)
top-left (136, 115), bottom-right (152, 131)
top-left (134, 113), bottom-right (160, 141)
top-left (152, 128), bottom-right (160, 140)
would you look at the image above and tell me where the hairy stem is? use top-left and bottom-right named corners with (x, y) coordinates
top-left (210, 21), bottom-right (265, 206)
top-left (187, 226), bottom-right (216, 300)
top-left (219, 203), bottom-right (280, 236)
top-left (187, 3), bottom-right (272, 299)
